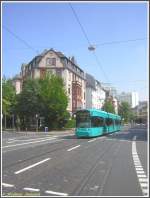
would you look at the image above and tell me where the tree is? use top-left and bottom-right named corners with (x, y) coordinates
top-left (16, 73), bottom-right (69, 130)
top-left (39, 73), bottom-right (69, 129)
top-left (16, 78), bottom-right (41, 130)
top-left (2, 77), bottom-right (16, 128)
top-left (118, 101), bottom-right (133, 123)
top-left (102, 100), bottom-right (115, 114)
top-left (2, 78), bottom-right (16, 114)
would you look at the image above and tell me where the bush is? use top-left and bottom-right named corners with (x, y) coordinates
top-left (64, 118), bottom-right (76, 128)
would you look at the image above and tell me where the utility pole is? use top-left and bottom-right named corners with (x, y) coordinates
top-left (36, 114), bottom-right (38, 132)
top-left (12, 114), bottom-right (15, 130)
top-left (5, 114), bottom-right (7, 129)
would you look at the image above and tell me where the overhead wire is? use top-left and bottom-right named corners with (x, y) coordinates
top-left (94, 37), bottom-right (148, 47)
top-left (2, 25), bottom-right (39, 55)
top-left (69, 3), bottom-right (111, 84)
top-left (2, 37), bottom-right (148, 51)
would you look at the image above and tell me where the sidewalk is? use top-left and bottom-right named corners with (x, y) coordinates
top-left (2, 128), bottom-right (75, 136)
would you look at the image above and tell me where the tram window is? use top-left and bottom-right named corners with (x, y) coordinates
top-left (106, 118), bottom-right (113, 126)
top-left (91, 116), bottom-right (104, 127)
top-left (76, 110), bottom-right (91, 128)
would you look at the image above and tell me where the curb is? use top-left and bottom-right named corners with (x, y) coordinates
top-left (2, 129), bottom-right (75, 136)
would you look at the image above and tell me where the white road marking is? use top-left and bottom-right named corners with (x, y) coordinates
top-left (2, 183), bottom-right (14, 187)
top-left (137, 175), bottom-right (147, 178)
top-left (142, 188), bottom-right (148, 194)
top-left (3, 138), bottom-right (65, 153)
top-left (67, 145), bottom-right (80, 151)
top-left (135, 168), bottom-right (144, 171)
top-left (88, 139), bottom-right (96, 142)
top-left (132, 136), bottom-right (148, 196)
top-left (23, 187), bottom-right (40, 192)
top-left (136, 171), bottom-right (145, 174)
top-left (140, 183), bottom-right (148, 188)
top-left (134, 162), bottom-right (141, 166)
top-left (45, 190), bottom-right (68, 196)
top-left (14, 158), bottom-right (50, 174)
top-left (139, 178), bottom-right (148, 182)
top-left (7, 136), bottom-right (56, 143)
top-left (3, 137), bottom-right (56, 148)
top-left (8, 138), bottom-right (16, 140)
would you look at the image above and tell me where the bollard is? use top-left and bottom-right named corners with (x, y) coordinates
top-left (45, 127), bottom-right (48, 132)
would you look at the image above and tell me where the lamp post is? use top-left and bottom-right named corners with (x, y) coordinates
top-left (12, 114), bottom-right (15, 131)
top-left (36, 114), bottom-right (39, 132)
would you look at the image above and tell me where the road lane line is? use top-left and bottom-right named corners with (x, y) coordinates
top-left (7, 136), bottom-right (57, 143)
top-left (135, 168), bottom-right (144, 171)
top-left (137, 175), bottom-right (147, 178)
top-left (67, 145), bottom-right (80, 151)
top-left (140, 183), bottom-right (148, 188)
top-left (142, 188), bottom-right (148, 194)
top-left (134, 162), bottom-right (141, 166)
top-left (132, 136), bottom-right (148, 196)
top-left (14, 158), bottom-right (50, 174)
top-left (23, 187), bottom-right (40, 192)
top-left (88, 139), bottom-right (96, 142)
top-left (136, 171), bottom-right (145, 174)
top-left (135, 166), bottom-right (142, 168)
top-left (139, 178), bottom-right (148, 182)
top-left (45, 190), bottom-right (68, 196)
top-left (3, 137), bottom-right (56, 148)
top-left (2, 183), bottom-right (14, 187)
top-left (3, 138), bottom-right (65, 153)
top-left (8, 138), bottom-right (16, 140)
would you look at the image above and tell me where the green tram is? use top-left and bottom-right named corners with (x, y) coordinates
top-left (75, 109), bottom-right (121, 138)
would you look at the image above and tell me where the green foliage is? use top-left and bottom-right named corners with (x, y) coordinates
top-left (39, 74), bottom-right (69, 129)
top-left (16, 78), bottom-right (41, 129)
top-left (64, 118), bottom-right (76, 128)
top-left (118, 101), bottom-right (134, 123)
top-left (102, 100), bottom-right (115, 114)
top-left (15, 73), bottom-right (69, 130)
top-left (2, 77), bottom-right (16, 115)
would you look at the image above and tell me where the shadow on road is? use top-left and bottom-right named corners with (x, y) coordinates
top-left (106, 125), bottom-right (147, 142)
top-left (58, 125), bottom-right (148, 142)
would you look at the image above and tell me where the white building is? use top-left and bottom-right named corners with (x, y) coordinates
top-left (12, 74), bottom-right (22, 94)
top-left (117, 91), bottom-right (139, 108)
top-left (86, 73), bottom-right (106, 109)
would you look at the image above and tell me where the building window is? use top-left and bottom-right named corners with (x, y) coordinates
top-left (69, 72), bottom-right (71, 81)
top-left (46, 58), bottom-right (56, 66)
top-left (68, 88), bottom-right (70, 94)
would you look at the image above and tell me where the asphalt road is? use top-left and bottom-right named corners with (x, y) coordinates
top-left (2, 125), bottom-right (148, 196)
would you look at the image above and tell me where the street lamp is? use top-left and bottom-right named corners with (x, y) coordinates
top-left (88, 45), bottom-right (96, 51)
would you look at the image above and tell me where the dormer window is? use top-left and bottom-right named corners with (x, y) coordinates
top-left (46, 58), bottom-right (56, 66)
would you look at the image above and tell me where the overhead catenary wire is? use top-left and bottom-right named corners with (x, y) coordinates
top-left (2, 25), bottom-right (39, 54)
top-left (69, 3), bottom-right (111, 84)
top-left (93, 37), bottom-right (148, 47)
top-left (69, 3), bottom-right (91, 46)
top-left (3, 37), bottom-right (148, 51)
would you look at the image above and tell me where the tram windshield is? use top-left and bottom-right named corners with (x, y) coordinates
top-left (76, 110), bottom-right (91, 128)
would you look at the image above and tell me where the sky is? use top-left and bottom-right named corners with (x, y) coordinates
top-left (2, 1), bottom-right (149, 101)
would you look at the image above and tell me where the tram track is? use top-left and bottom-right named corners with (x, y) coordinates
top-left (71, 140), bottom-right (120, 196)
top-left (3, 136), bottom-right (106, 170)
top-left (3, 136), bottom-right (109, 195)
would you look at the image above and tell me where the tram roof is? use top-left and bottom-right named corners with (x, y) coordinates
top-left (76, 109), bottom-right (121, 119)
